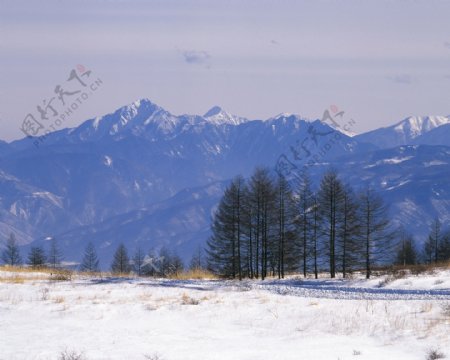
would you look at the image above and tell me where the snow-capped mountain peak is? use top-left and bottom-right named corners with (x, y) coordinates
top-left (203, 106), bottom-right (247, 125)
top-left (355, 115), bottom-right (450, 149)
top-left (393, 116), bottom-right (450, 140)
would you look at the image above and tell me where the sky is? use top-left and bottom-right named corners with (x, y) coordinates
top-left (1, 0), bottom-right (450, 141)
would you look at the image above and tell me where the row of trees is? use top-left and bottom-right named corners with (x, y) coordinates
top-left (109, 244), bottom-right (188, 276)
top-left (1, 234), bottom-right (204, 276)
top-left (207, 167), bottom-right (449, 279)
top-left (422, 218), bottom-right (450, 264)
top-left (393, 222), bottom-right (450, 267)
top-left (1, 235), bottom-right (64, 269)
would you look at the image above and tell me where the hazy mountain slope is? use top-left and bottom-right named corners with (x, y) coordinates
top-left (25, 181), bottom-right (226, 265)
top-left (412, 123), bottom-right (450, 147)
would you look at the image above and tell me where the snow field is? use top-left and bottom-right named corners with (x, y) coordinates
top-left (0, 270), bottom-right (449, 360)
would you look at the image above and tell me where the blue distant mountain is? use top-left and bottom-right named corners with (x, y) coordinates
top-left (1, 99), bottom-right (449, 266)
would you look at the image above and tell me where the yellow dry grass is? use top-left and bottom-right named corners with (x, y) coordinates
top-left (0, 265), bottom-right (55, 274)
top-left (0, 266), bottom-right (73, 282)
top-left (169, 268), bottom-right (218, 280)
top-left (0, 276), bottom-right (26, 284)
top-left (53, 296), bottom-right (65, 304)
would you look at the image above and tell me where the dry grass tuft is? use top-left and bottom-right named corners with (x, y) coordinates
top-left (180, 293), bottom-right (199, 305)
top-left (0, 266), bottom-right (74, 282)
top-left (144, 353), bottom-right (164, 360)
top-left (53, 296), bottom-right (65, 304)
top-left (49, 269), bottom-right (73, 281)
top-left (168, 268), bottom-right (217, 280)
top-left (0, 275), bottom-right (25, 284)
top-left (1, 265), bottom-right (54, 274)
top-left (441, 303), bottom-right (450, 317)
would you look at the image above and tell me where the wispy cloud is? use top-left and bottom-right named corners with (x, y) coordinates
top-left (181, 50), bottom-right (211, 67)
top-left (444, 41), bottom-right (450, 49)
top-left (387, 74), bottom-right (412, 84)
top-left (270, 39), bottom-right (279, 46)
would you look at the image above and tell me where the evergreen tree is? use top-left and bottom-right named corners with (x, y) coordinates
top-left (47, 237), bottom-right (63, 269)
top-left (28, 246), bottom-right (47, 268)
top-left (169, 252), bottom-right (184, 275)
top-left (80, 242), bottom-right (100, 272)
top-left (1, 233), bottom-right (22, 266)
top-left (207, 176), bottom-right (247, 279)
top-left (155, 247), bottom-right (184, 277)
top-left (231, 175), bottom-right (245, 280)
top-left (111, 243), bottom-right (131, 274)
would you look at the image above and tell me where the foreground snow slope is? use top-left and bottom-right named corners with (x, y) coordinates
top-left (0, 269), bottom-right (449, 360)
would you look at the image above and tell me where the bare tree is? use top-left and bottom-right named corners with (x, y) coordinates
top-left (423, 218), bottom-right (441, 264)
top-left (275, 174), bottom-right (297, 278)
top-left (318, 169), bottom-right (345, 278)
top-left (297, 173), bottom-right (313, 277)
top-left (359, 188), bottom-right (394, 279)
top-left (189, 245), bottom-right (204, 270)
top-left (395, 230), bottom-right (418, 266)
top-left (337, 185), bottom-right (362, 278)
top-left (132, 246), bottom-right (145, 276)
top-left (48, 237), bottom-right (63, 269)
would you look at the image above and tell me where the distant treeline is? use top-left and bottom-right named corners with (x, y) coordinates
top-left (1, 168), bottom-right (449, 279)
top-left (206, 168), bottom-right (450, 279)
top-left (1, 234), bottom-right (206, 277)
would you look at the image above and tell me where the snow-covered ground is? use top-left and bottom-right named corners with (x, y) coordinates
top-left (1, 269), bottom-right (449, 360)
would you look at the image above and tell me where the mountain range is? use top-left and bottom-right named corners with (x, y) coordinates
top-left (0, 99), bottom-right (449, 267)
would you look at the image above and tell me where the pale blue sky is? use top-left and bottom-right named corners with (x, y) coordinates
top-left (1, 0), bottom-right (450, 141)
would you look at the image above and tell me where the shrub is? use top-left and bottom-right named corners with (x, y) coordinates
top-left (426, 349), bottom-right (446, 360)
top-left (58, 349), bottom-right (86, 360)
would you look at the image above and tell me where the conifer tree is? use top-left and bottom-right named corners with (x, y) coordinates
top-left (207, 176), bottom-right (247, 278)
top-left (111, 243), bottom-right (131, 274)
top-left (1, 233), bottom-right (22, 266)
top-left (80, 242), bottom-right (100, 272)
top-left (28, 246), bottom-right (46, 268)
